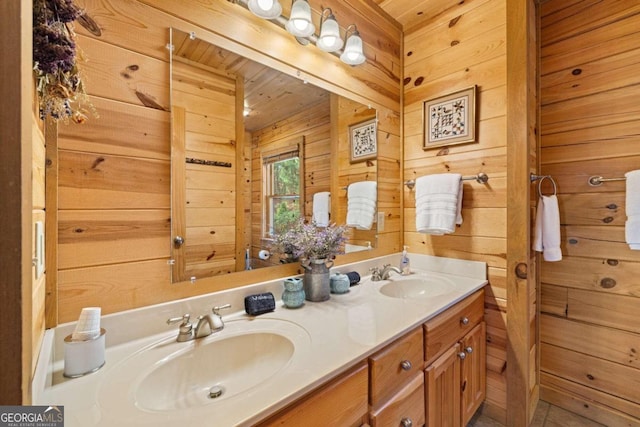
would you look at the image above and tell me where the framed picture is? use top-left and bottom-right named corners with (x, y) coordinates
top-left (423, 86), bottom-right (477, 149)
top-left (349, 118), bottom-right (377, 163)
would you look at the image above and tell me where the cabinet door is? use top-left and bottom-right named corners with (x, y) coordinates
top-left (425, 344), bottom-right (461, 427)
top-left (460, 322), bottom-right (486, 426)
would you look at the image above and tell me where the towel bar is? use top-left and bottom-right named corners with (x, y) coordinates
top-left (588, 175), bottom-right (626, 186)
top-left (404, 172), bottom-right (489, 190)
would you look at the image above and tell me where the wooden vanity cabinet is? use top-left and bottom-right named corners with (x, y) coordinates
top-left (257, 290), bottom-right (485, 427)
top-left (423, 290), bottom-right (486, 427)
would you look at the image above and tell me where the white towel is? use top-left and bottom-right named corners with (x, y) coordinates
top-left (346, 181), bottom-right (377, 230)
top-left (533, 195), bottom-right (562, 262)
top-left (415, 173), bottom-right (463, 235)
top-left (312, 192), bottom-right (331, 227)
top-left (625, 170), bottom-right (640, 250)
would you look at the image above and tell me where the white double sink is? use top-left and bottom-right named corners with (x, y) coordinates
top-left (101, 273), bottom-right (470, 412)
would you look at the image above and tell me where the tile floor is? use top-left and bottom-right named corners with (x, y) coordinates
top-left (468, 401), bottom-right (607, 427)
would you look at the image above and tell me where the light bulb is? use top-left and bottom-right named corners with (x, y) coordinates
top-left (286, 0), bottom-right (315, 37)
top-left (340, 28), bottom-right (365, 65)
top-left (323, 36), bottom-right (337, 46)
top-left (317, 10), bottom-right (343, 52)
top-left (293, 18), bottom-right (308, 31)
top-left (248, 0), bottom-right (282, 19)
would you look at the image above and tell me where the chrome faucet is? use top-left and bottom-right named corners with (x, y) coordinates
top-left (194, 314), bottom-right (216, 339)
top-left (370, 264), bottom-right (403, 281)
top-left (166, 304), bottom-right (231, 342)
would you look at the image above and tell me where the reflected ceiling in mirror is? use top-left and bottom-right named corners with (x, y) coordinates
top-left (172, 30), bottom-right (328, 132)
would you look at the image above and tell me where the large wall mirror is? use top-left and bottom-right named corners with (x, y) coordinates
top-left (169, 29), bottom-right (378, 283)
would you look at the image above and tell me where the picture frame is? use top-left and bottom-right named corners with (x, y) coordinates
top-left (349, 118), bottom-right (377, 163)
top-left (423, 85), bottom-right (477, 149)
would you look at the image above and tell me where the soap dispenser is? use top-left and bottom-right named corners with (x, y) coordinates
top-left (400, 245), bottom-right (411, 275)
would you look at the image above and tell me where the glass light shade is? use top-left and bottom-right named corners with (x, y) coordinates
top-left (285, 0), bottom-right (315, 38)
top-left (340, 31), bottom-right (365, 65)
top-left (317, 15), bottom-right (343, 52)
top-left (248, 0), bottom-right (282, 19)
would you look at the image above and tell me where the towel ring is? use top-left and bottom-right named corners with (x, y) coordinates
top-left (538, 175), bottom-right (557, 197)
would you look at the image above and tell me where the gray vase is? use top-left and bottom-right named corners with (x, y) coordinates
top-left (301, 258), bottom-right (334, 302)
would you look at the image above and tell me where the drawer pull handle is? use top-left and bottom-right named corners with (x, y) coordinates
top-left (401, 417), bottom-right (413, 427)
top-left (400, 360), bottom-right (412, 371)
top-left (458, 351), bottom-right (467, 360)
top-left (465, 346), bottom-right (473, 354)
top-left (460, 317), bottom-right (470, 325)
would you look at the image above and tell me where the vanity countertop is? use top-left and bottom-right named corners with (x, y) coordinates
top-left (36, 254), bottom-right (487, 427)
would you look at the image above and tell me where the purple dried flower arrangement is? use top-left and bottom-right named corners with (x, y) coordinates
top-left (271, 219), bottom-right (348, 261)
top-left (33, 0), bottom-right (96, 122)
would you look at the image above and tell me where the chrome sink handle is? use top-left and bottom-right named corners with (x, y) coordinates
top-left (212, 303), bottom-right (231, 315)
top-left (211, 304), bottom-right (232, 331)
top-left (166, 314), bottom-right (193, 342)
top-left (370, 267), bottom-right (382, 281)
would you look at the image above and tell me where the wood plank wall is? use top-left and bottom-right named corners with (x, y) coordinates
top-left (539, 1), bottom-right (640, 425)
top-left (49, 0), bottom-right (401, 323)
top-left (402, 0), bottom-right (509, 421)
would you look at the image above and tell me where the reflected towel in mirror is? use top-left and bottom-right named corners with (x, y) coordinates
top-left (346, 181), bottom-right (377, 230)
top-left (312, 191), bottom-right (331, 227)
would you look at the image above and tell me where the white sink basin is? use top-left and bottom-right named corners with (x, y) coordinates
top-left (97, 318), bottom-right (310, 414)
top-left (136, 332), bottom-right (293, 411)
top-left (379, 275), bottom-right (457, 299)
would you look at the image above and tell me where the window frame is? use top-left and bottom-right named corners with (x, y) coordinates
top-left (261, 140), bottom-right (305, 239)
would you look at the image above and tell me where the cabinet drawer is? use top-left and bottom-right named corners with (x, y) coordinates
top-left (369, 327), bottom-right (424, 408)
top-left (424, 290), bottom-right (484, 364)
top-left (369, 373), bottom-right (425, 427)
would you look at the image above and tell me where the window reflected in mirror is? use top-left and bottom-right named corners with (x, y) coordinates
top-left (264, 150), bottom-right (302, 238)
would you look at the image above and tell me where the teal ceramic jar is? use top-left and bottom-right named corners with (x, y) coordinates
top-left (330, 273), bottom-right (350, 294)
top-left (282, 277), bottom-right (305, 308)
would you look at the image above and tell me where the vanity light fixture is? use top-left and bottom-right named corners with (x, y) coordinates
top-left (247, 0), bottom-right (282, 19)
top-left (340, 24), bottom-right (366, 65)
top-left (236, 0), bottom-right (366, 65)
top-left (285, 0), bottom-right (315, 38)
top-left (316, 8), bottom-right (343, 52)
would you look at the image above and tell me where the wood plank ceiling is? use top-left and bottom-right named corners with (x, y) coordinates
top-left (372, 0), bottom-right (463, 31)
